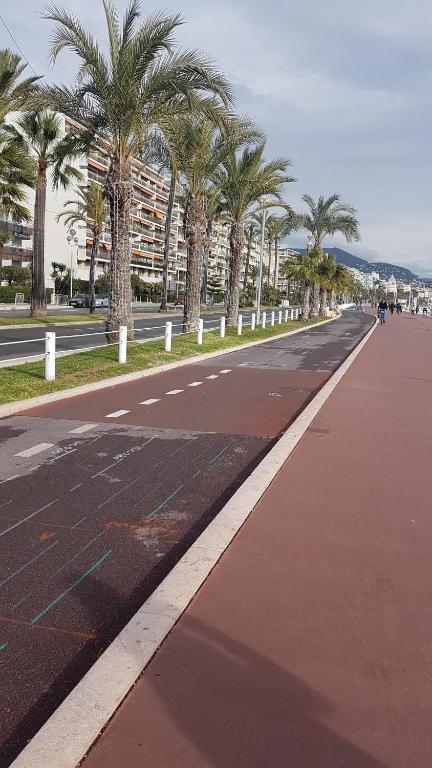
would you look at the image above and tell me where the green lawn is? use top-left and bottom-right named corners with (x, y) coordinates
top-left (0, 314), bottom-right (105, 326)
top-left (0, 317), bottom-right (323, 405)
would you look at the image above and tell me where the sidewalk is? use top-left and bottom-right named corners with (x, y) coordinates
top-left (44, 313), bottom-right (432, 767)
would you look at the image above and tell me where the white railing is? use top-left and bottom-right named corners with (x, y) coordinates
top-left (0, 306), bottom-right (300, 382)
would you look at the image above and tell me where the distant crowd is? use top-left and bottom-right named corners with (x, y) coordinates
top-left (376, 300), bottom-right (430, 325)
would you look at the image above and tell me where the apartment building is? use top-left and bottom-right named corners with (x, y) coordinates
top-left (0, 113), bottom-right (261, 296)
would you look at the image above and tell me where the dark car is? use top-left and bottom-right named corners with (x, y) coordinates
top-left (69, 293), bottom-right (90, 308)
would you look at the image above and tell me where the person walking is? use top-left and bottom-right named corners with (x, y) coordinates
top-left (396, 303), bottom-right (402, 315)
top-left (378, 299), bottom-right (388, 325)
top-left (423, 306), bottom-right (428, 316)
top-left (390, 302), bottom-right (395, 315)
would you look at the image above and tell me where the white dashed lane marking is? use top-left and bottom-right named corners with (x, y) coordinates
top-left (105, 410), bottom-right (130, 418)
top-left (165, 390), bottom-right (184, 395)
top-left (219, 369), bottom-right (232, 374)
top-left (15, 443), bottom-right (54, 458)
top-left (69, 423), bottom-right (98, 434)
top-left (188, 382), bottom-right (202, 387)
top-left (140, 399), bottom-right (160, 405)
top-left (206, 375), bottom-right (219, 379)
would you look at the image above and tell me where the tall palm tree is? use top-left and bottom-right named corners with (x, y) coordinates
top-left (243, 214), bottom-right (261, 290)
top-left (298, 194), bottom-right (360, 317)
top-left (0, 50), bottom-right (38, 226)
top-left (265, 213), bottom-right (296, 290)
top-left (317, 252), bottom-right (336, 316)
top-left (43, 1), bottom-right (232, 339)
top-left (18, 111), bottom-right (82, 317)
top-left (329, 262), bottom-right (349, 310)
top-left (280, 250), bottom-right (319, 320)
top-left (248, 263), bottom-right (259, 288)
top-left (57, 181), bottom-right (106, 313)
top-left (214, 143), bottom-right (293, 326)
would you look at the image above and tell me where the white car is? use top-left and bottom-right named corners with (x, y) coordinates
top-left (95, 295), bottom-right (109, 308)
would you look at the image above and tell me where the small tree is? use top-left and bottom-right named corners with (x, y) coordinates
top-left (1, 265), bottom-right (31, 286)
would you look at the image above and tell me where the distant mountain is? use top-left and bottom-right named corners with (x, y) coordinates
top-left (295, 246), bottom-right (419, 282)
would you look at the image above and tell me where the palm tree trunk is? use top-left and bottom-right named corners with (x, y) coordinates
top-left (272, 237), bottom-right (279, 290)
top-left (267, 242), bottom-right (272, 287)
top-left (160, 172), bottom-right (176, 312)
top-left (310, 282), bottom-right (320, 317)
top-left (201, 219), bottom-right (212, 306)
top-left (183, 194), bottom-right (205, 333)
top-left (105, 156), bottom-right (133, 342)
top-left (31, 166), bottom-right (47, 317)
top-left (226, 221), bottom-right (244, 326)
top-left (319, 285), bottom-right (328, 316)
top-left (330, 289), bottom-right (337, 310)
top-left (302, 281), bottom-right (311, 320)
top-left (243, 235), bottom-right (252, 291)
top-left (89, 233), bottom-right (98, 314)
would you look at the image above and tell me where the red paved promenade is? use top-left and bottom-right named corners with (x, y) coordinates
top-left (82, 311), bottom-right (432, 768)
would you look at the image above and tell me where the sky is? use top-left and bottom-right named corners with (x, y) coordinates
top-left (2, 0), bottom-right (432, 274)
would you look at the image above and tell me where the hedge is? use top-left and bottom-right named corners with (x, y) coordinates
top-left (0, 286), bottom-right (53, 304)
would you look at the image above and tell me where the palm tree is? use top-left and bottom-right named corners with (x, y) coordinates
top-left (317, 252), bottom-right (336, 316)
top-left (298, 194), bottom-right (360, 317)
top-left (0, 50), bottom-right (38, 226)
top-left (280, 250), bottom-right (319, 320)
top-left (248, 263), bottom-right (259, 288)
top-left (265, 213), bottom-right (296, 290)
top-left (43, 1), bottom-right (232, 339)
top-left (243, 215), bottom-right (261, 290)
top-left (18, 111), bottom-right (82, 317)
top-left (329, 262), bottom-right (349, 310)
top-left (214, 143), bottom-right (293, 326)
top-left (57, 182), bottom-right (106, 313)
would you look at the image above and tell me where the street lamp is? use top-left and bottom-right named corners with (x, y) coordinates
top-left (67, 228), bottom-right (77, 300)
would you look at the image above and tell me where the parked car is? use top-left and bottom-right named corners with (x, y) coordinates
top-left (95, 295), bottom-right (109, 308)
top-left (69, 293), bottom-right (90, 308)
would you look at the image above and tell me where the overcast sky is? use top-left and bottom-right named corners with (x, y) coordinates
top-left (2, 1), bottom-right (432, 274)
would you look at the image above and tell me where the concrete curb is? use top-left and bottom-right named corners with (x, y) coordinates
top-left (0, 316), bottom-right (337, 418)
top-left (9, 314), bottom-right (376, 768)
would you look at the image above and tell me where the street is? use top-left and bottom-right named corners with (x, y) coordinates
top-left (0, 311), bottom-right (372, 766)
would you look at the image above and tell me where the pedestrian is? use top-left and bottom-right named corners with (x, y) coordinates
top-left (416, 305), bottom-right (420, 315)
top-left (410, 307), bottom-right (415, 316)
top-left (378, 299), bottom-right (388, 325)
top-left (390, 302), bottom-right (395, 315)
top-left (423, 306), bottom-right (428, 316)
top-left (396, 303), bottom-right (402, 315)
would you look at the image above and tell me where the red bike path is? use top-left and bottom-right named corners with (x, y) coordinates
top-left (81, 311), bottom-right (432, 768)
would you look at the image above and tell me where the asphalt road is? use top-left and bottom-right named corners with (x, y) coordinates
top-left (0, 310), bottom-right (231, 364)
top-left (0, 310), bottom-right (373, 766)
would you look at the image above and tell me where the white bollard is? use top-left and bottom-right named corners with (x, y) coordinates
top-left (165, 321), bottom-right (172, 352)
top-left (278, 310), bottom-right (282, 324)
top-left (262, 311), bottom-right (267, 329)
top-left (271, 311), bottom-right (275, 327)
top-left (251, 312), bottom-right (256, 331)
top-left (44, 331), bottom-right (56, 382)
top-left (197, 318), bottom-right (204, 345)
top-left (289, 308), bottom-right (294, 320)
top-left (237, 314), bottom-right (243, 336)
top-left (220, 315), bottom-right (226, 338)
top-left (284, 309), bottom-right (288, 322)
top-left (295, 308), bottom-right (299, 320)
top-left (118, 325), bottom-right (127, 364)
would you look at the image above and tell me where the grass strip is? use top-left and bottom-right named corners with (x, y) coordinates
top-left (0, 318), bottom-right (323, 405)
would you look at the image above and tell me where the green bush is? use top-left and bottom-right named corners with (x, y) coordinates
top-left (0, 286), bottom-right (53, 304)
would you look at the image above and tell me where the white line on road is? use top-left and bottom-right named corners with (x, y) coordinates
top-left (105, 410), bottom-right (130, 418)
top-left (219, 369), bottom-right (232, 374)
top-left (69, 424), bottom-right (98, 434)
top-left (206, 375), bottom-right (219, 379)
top-left (140, 399), bottom-right (160, 405)
top-left (15, 443), bottom-right (54, 458)
top-left (165, 389), bottom-right (184, 395)
top-left (188, 382), bottom-right (202, 387)
top-left (0, 475), bottom-right (18, 484)
top-left (0, 499), bottom-right (59, 538)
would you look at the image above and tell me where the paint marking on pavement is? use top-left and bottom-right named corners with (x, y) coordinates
top-left (0, 499), bottom-right (59, 538)
top-left (70, 483), bottom-right (83, 492)
top-left (192, 469), bottom-right (202, 479)
top-left (91, 458), bottom-right (123, 480)
top-left (0, 615), bottom-right (96, 640)
top-left (54, 531), bottom-right (107, 575)
top-left (165, 389), bottom-right (184, 395)
top-left (219, 369), bottom-right (232, 374)
top-left (0, 475), bottom-right (18, 484)
top-left (69, 424), bottom-right (98, 434)
top-left (147, 485), bottom-right (184, 518)
top-left (0, 541), bottom-right (58, 589)
top-left (31, 550), bottom-right (112, 626)
top-left (208, 442), bottom-right (233, 466)
top-left (0, 643), bottom-right (7, 651)
top-left (188, 381), bottom-right (202, 387)
top-left (206, 375), bottom-right (219, 379)
top-left (15, 443), bottom-right (54, 458)
top-left (140, 399), bottom-right (160, 405)
top-left (105, 410), bottom-right (130, 418)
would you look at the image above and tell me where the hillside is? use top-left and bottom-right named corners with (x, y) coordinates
top-left (295, 246), bottom-right (419, 282)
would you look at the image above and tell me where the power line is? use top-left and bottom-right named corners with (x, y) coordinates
top-left (0, 12), bottom-right (38, 76)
